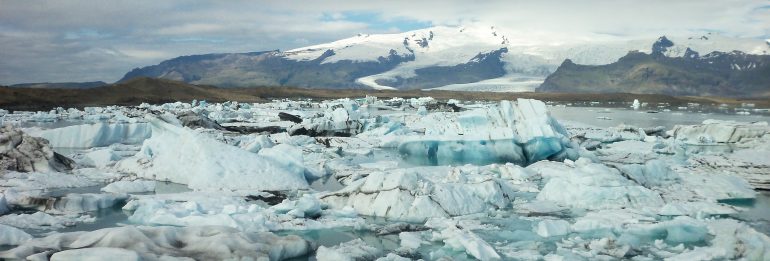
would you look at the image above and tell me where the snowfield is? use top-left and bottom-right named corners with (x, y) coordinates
top-left (1, 97), bottom-right (770, 260)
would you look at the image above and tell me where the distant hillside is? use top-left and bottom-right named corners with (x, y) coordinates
top-left (538, 37), bottom-right (770, 98)
top-left (2, 77), bottom-right (768, 111)
top-left (10, 81), bottom-right (107, 89)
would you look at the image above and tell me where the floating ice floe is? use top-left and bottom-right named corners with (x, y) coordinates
top-left (536, 158), bottom-right (664, 210)
top-left (669, 119), bottom-right (769, 144)
top-left (0, 226), bottom-right (311, 260)
top-left (101, 180), bottom-right (156, 194)
top-left (115, 116), bottom-right (309, 191)
top-left (316, 238), bottom-right (383, 261)
top-left (322, 164), bottom-right (530, 221)
top-left (0, 224), bottom-right (32, 246)
top-left (123, 191), bottom-right (364, 232)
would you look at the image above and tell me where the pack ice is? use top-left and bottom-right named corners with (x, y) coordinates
top-left (1, 97), bottom-right (770, 260)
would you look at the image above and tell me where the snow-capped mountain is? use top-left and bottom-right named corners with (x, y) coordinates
top-left (119, 25), bottom-right (770, 92)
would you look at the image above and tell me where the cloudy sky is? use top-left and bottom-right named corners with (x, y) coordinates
top-left (1, 0), bottom-right (768, 85)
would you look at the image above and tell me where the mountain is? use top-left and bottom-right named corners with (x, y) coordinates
top-left (538, 36), bottom-right (770, 97)
top-left (118, 25), bottom-right (770, 92)
top-left (10, 81), bottom-right (107, 89)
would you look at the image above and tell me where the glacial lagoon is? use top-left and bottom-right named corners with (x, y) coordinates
top-left (1, 98), bottom-right (770, 260)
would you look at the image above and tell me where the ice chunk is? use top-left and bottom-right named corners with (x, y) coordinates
top-left (101, 180), bottom-right (156, 194)
top-left (29, 122), bottom-right (152, 148)
top-left (537, 159), bottom-right (664, 210)
top-left (80, 148), bottom-right (120, 168)
top-left (398, 138), bottom-right (527, 166)
top-left (535, 219), bottom-right (571, 238)
top-left (0, 226), bottom-right (310, 260)
top-left (0, 224), bottom-right (32, 246)
top-left (50, 247), bottom-right (141, 261)
top-left (240, 134), bottom-right (275, 153)
top-left (272, 194), bottom-right (322, 218)
top-left (51, 193), bottom-right (129, 214)
top-left (0, 125), bottom-right (75, 172)
top-left (0, 211), bottom-right (94, 230)
top-left (436, 225), bottom-right (502, 261)
top-left (666, 219), bottom-right (770, 260)
top-left (658, 202), bottom-right (737, 217)
top-left (316, 238), bottom-right (383, 261)
top-left (619, 160), bottom-right (679, 188)
top-left (289, 100), bottom-right (368, 136)
top-left (322, 166), bottom-right (517, 221)
top-left (398, 99), bottom-right (578, 166)
top-left (115, 117), bottom-right (309, 191)
top-left (663, 216), bottom-right (709, 244)
top-left (669, 120), bottom-right (769, 144)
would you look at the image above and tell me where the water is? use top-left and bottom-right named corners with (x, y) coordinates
top-left (549, 106), bottom-right (770, 129)
top-left (726, 192), bottom-right (770, 235)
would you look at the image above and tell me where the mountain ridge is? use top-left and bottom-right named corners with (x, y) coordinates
top-left (115, 25), bottom-right (770, 92)
top-left (537, 36), bottom-right (770, 98)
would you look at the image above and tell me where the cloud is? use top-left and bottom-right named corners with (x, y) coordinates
top-left (0, 0), bottom-right (767, 84)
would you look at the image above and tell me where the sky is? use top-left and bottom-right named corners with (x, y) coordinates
top-left (1, 0), bottom-right (768, 85)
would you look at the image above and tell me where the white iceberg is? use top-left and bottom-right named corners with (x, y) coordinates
top-left (535, 219), bottom-right (571, 238)
top-left (0, 224), bottom-right (32, 246)
top-left (115, 117), bottom-right (309, 191)
top-left (101, 180), bottom-right (156, 194)
top-left (29, 122), bottom-right (152, 148)
top-left (0, 225), bottom-right (311, 260)
top-left (398, 99), bottom-right (579, 166)
top-left (536, 158), bottom-right (664, 210)
top-left (322, 165), bottom-right (518, 221)
top-left (316, 238), bottom-right (383, 261)
top-left (669, 120), bottom-right (769, 144)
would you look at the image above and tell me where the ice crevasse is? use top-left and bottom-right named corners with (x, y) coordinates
top-left (115, 116), bottom-right (309, 191)
top-left (398, 99), bottom-right (579, 166)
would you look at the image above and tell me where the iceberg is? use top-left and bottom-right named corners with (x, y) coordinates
top-left (0, 224), bottom-right (32, 246)
top-left (535, 219), bottom-right (571, 238)
top-left (398, 99), bottom-right (578, 166)
top-left (29, 122), bottom-right (152, 148)
top-left (115, 117), bottom-right (309, 191)
top-left (49, 193), bottom-right (129, 214)
top-left (536, 158), bottom-right (664, 210)
top-left (0, 125), bottom-right (74, 172)
top-left (101, 180), bottom-right (156, 194)
top-left (669, 120), bottom-right (769, 144)
top-left (433, 225), bottom-right (502, 261)
top-left (50, 248), bottom-right (141, 261)
top-left (316, 239), bottom-right (383, 261)
top-left (322, 165), bottom-right (518, 221)
top-left (0, 225), bottom-right (311, 260)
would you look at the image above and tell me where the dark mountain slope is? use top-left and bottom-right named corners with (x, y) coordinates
top-left (538, 37), bottom-right (770, 97)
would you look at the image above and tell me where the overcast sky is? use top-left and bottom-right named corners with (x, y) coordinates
top-left (1, 0), bottom-right (768, 85)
